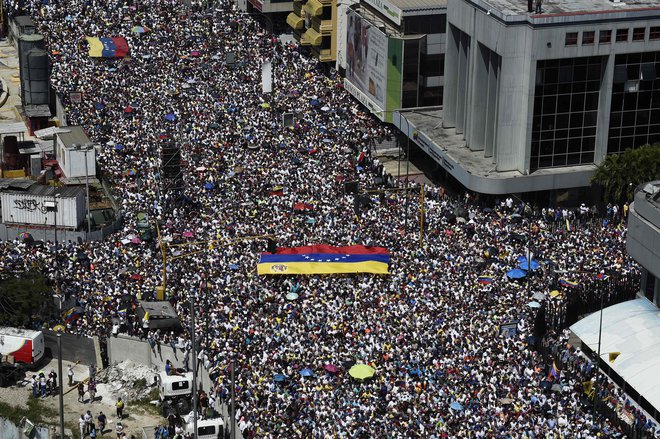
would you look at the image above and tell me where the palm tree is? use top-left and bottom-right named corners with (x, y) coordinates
top-left (592, 143), bottom-right (660, 203)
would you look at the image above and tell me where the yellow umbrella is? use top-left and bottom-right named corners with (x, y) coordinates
top-left (52, 324), bottom-right (66, 332)
top-left (349, 364), bottom-right (375, 380)
top-left (260, 103), bottom-right (271, 109)
top-left (550, 290), bottom-right (560, 298)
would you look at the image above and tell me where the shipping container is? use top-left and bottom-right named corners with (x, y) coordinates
top-left (1, 186), bottom-right (85, 228)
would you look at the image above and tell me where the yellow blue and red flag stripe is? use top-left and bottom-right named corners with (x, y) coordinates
top-left (559, 278), bottom-right (578, 288)
top-left (257, 245), bottom-right (389, 275)
top-left (86, 37), bottom-right (130, 58)
top-left (477, 276), bottom-right (493, 285)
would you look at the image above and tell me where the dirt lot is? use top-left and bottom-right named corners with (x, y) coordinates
top-left (0, 357), bottom-right (166, 438)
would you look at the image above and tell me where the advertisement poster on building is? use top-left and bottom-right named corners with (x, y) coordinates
top-left (346, 10), bottom-right (388, 110)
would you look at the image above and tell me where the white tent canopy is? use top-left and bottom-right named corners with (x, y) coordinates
top-left (570, 298), bottom-right (660, 412)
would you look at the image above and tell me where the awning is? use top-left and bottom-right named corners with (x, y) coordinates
top-left (286, 12), bottom-right (305, 30)
top-left (303, 28), bottom-right (322, 46)
top-left (303, 0), bottom-right (323, 16)
top-left (570, 298), bottom-right (660, 412)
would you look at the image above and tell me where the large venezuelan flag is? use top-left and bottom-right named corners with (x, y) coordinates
top-left (86, 37), bottom-right (130, 58)
top-left (257, 245), bottom-right (390, 275)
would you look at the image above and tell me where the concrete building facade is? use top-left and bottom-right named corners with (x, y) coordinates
top-left (397, 0), bottom-right (660, 194)
top-left (628, 181), bottom-right (660, 306)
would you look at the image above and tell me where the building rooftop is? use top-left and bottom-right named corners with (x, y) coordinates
top-left (390, 0), bottom-right (447, 11)
top-left (469, 0), bottom-right (660, 22)
top-left (56, 126), bottom-right (91, 148)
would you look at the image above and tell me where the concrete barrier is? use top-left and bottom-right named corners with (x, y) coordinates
top-left (43, 331), bottom-right (98, 365)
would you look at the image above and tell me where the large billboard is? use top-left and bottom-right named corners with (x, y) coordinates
top-left (345, 10), bottom-right (402, 122)
top-left (346, 10), bottom-right (389, 112)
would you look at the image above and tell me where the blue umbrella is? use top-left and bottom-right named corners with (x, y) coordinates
top-left (519, 260), bottom-right (539, 271)
top-left (322, 138), bottom-right (333, 144)
top-left (506, 269), bottom-right (527, 279)
top-left (540, 380), bottom-right (552, 390)
top-left (273, 374), bottom-right (287, 383)
top-left (300, 368), bottom-right (314, 377)
top-left (309, 99), bottom-right (320, 106)
top-left (94, 102), bottom-right (105, 110)
top-left (204, 182), bottom-right (215, 190)
top-left (450, 401), bottom-right (464, 411)
top-left (527, 301), bottom-right (542, 309)
top-left (114, 144), bottom-right (125, 150)
top-left (164, 113), bottom-right (177, 122)
top-left (409, 367), bottom-right (421, 376)
top-left (228, 264), bottom-right (239, 270)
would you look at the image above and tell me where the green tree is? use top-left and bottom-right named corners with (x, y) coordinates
top-left (0, 270), bottom-right (54, 327)
top-left (591, 143), bottom-right (660, 204)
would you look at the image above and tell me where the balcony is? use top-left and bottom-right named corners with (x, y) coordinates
top-left (286, 12), bottom-right (305, 30)
top-left (311, 46), bottom-right (334, 62)
top-left (301, 27), bottom-right (322, 46)
top-left (311, 16), bottom-right (333, 35)
top-left (303, 0), bottom-right (323, 16)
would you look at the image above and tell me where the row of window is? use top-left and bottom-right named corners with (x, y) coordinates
top-left (565, 26), bottom-right (660, 46)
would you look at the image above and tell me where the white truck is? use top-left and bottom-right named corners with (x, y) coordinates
top-left (156, 371), bottom-right (193, 417)
top-left (0, 327), bottom-right (44, 366)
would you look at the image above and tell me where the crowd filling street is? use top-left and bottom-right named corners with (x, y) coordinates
top-left (2, 0), bottom-right (659, 437)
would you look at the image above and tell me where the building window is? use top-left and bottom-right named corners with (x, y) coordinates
top-left (616, 28), bottom-right (629, 42)
top-left (599, 30), bottom-right (611, 44)
top-left (608, 51), bottom-right (660, 155)
top-left (565, 32), bottom-right (578, 46)
top-left (633, 27), bottom-right (646, 41)
top-left (651, 26), bottom-right (660, 40)
top-left (530, 56), bottom-right (603, 171)
top-left (582, 31), bottom-right (595, 45)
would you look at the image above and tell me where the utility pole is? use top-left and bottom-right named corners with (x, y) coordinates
top-left (57, 334), bottom-right (65, 439)
top-left (190, 293), bottom-right (198, 438)
top-left (231, 358), bottom-right (236, 439)
top-left (592, 287), bottom-right (605, 426)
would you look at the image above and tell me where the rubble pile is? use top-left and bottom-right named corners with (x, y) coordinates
top-left (96, 360), bottom-right (158, 402)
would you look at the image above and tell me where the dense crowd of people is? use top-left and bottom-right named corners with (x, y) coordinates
top-left (3, 0), bottom-right (658, 436)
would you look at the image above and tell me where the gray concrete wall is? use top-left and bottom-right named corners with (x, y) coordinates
top-left (0, 215), bottom-right (122, 243)
top-left (107, 335), bottom-right (213, 392)
top-left (43, 331), bottom-right (98, 365)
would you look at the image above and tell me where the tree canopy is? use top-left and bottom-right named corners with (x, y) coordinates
top-left (591, 143), bottom-right (660, 204)
top-left (0, 270), bottom-right (54, 328)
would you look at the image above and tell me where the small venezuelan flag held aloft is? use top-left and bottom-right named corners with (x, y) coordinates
top-left (477, 276), bottom-right (494, 285)
top-left (258, 245), bottom-right (390, 275)
top-left (559, 278), bottom-right (578, 288)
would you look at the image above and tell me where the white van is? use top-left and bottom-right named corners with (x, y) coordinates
top-left (184, 415), bottom-right (225, 439)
